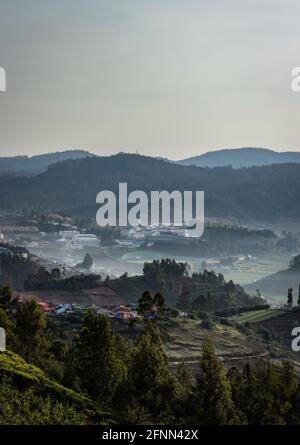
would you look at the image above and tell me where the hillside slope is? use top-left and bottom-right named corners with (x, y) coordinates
top-left (1, 153), bottom-right (300, 222)
top-left (245, 254), bottom-right (300, 301)
top-left (245, 269), bottom-right (300, 301)
top-left (109, 273), bottom-right (261, 311)
top-left (252, 310), bottom-right (300, 350)
top-left (0, 350), bottom-right (113, 424)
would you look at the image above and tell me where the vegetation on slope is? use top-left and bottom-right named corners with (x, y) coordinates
top-left (110, 259), bottom-right (263, 311)
top-left (0, 350), bottom-right (113, 424)
top-left (1, 275), bottom-right (300, 425)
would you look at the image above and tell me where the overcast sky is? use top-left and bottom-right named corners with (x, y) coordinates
top-left (0, 0), bottom-right (300, 159)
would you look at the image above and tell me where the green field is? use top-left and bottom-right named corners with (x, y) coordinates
top-left (222, 254), bottom-right (293, 286)
top-left (229, 308), bottom-right (282, 324)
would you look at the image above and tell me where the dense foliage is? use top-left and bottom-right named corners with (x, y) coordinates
top-left (143, 259), bottom-right (190, 280)
top-left (1, 281), bottom-right (300, 425)
top-left (24, 267), bottom-right (101, 291)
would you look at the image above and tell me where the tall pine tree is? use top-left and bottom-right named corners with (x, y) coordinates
top-left (75, 311), bottom-right (126, 405)
top-left (193, 339), bottom-right (238, 424)
top-left (127, 321), bottom-right (178, 423)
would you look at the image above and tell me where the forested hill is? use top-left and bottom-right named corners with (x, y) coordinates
top-left (0, 153), bottom-right (300, 221)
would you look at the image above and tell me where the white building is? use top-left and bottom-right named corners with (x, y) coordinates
top-left (71, 233), bottom-right (99, 248)
top-left (58, 230), bottom-right (80, 239)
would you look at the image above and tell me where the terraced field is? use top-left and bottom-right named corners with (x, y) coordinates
top-left (252, 310), bottom-right (300, 349)
top-left (230, 308), bottom-right (283, 324)
top-left (163, 318), bottom-right (264, 361)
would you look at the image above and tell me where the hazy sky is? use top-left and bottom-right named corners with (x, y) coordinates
top-left (0, 0), bottom-right (300, 159)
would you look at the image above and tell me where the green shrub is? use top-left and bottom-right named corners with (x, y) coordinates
top-left (0, 380), bottom-right (87, 425)
top-left (202, 319), bottom-right (216, 330)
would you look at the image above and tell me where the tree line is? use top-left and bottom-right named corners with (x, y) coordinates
top-left (24, 267), bottom-right (101, 291)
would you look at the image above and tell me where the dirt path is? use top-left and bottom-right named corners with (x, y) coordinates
top-left (169, 351), bottom-right (270, 365)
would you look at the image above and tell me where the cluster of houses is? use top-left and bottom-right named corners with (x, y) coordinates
top-left (35, 300), bottom-right (183, 320)
top-left (36, 301), bottom-right (141, 320)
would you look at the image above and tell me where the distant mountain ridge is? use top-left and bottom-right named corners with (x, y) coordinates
top-left (0, 150), bottom-right (94, 176)
top-left (177, 147), bottom-right (300, 168)
top-left (3, 147), bottom-right (300, 175)
top-left (1, 153), bottom-right (300, 223)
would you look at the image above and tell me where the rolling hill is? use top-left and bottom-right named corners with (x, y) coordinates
top-left (0, 150), bottom-right (93, 176)
top-left (245, 269), bottom-right (300, 301)
top-left (0, 153), bottom-right (300, 222)
top-left (245, 254), bottom-right (300, 302)
top-left (178, 147), bottom-right (300, 168)
top-left (108, 272), bottom-right (260, 311)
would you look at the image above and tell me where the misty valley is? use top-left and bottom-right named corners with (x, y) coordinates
top-left (2, 0), bottom-right (300, 434)
top-left (1, 151), bottom-right (300, 426)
